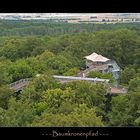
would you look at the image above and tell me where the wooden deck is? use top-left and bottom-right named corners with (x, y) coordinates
top-left (9, 76), bottom-right (127, 95)
top-left (108, 87), bottom-right (127, 95)
top-left (53, 75), bottom-right (110, 83)
top-left (10, 79), bottom-right (30, 92)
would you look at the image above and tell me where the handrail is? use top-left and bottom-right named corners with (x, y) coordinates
top-left (9, 78), bottom-right (31, 87)
top-left (53, 75), bottom-right (109, 82)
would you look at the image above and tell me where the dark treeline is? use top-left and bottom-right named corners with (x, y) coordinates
top-left (0, 21), bottom-right (140, 127)
top-left (1, 20), bottom-right (140, 36)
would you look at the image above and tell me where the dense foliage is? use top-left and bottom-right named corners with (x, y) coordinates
top-left (0, 20), bottom-right (140, 126)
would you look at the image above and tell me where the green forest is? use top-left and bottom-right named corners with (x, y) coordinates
top-left (0, 20), bottom-right (140, 127)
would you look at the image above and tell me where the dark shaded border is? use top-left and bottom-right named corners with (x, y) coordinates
top-left (0, 127), bottom-right (140, 139)
top-left (0, 0), bottom-right (139, 13)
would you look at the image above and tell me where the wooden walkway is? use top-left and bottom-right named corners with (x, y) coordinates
top-left (108, 86), bottom-right (127, 95)
top-left (53, 75), bottom-right (110, 83)
top-left (9, 79), bottom-right (30, 92)
top-left (9, 76), bottom-right (127, 95)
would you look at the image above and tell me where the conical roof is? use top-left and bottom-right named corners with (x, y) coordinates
top-left (85, 52), bottom-right (110, 62)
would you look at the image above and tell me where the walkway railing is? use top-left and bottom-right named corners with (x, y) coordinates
top-left (10, 78), bottom-right (31, 87)
top-left (10, 78), bottom-right (31, 92)
top-left (9, 76), bottom-right (127, 95)
top-left (53, 75), bottom-right (110, 83)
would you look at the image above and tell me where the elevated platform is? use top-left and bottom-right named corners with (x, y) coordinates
top-left (10, 79), bottom-right (30, 92)
top-left (53, 75), bottom-right (109, 83)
